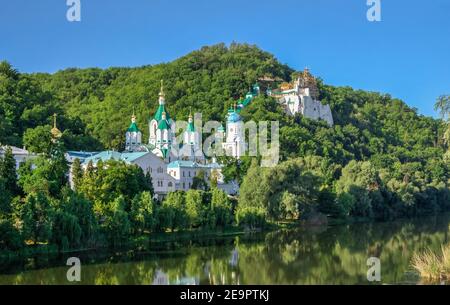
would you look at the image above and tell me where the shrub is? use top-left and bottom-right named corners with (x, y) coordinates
top-left (412, 244), bottom-right (450, 281)
top-left (235, 206), bottom-right (266, 229)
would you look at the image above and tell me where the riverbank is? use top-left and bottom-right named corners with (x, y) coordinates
top-left (2, 213), bottom-right (450, 284)
top-left (0, 212), bottom-right (440, 261)
top-left (412, 243), bottom-right (450, 282)
top-left (0, 223), bottom-right (280, 262)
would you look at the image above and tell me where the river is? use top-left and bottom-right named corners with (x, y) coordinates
top-left (1, 214), bottom-right (449, 285)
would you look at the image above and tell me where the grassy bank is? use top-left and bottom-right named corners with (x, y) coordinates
top-left (412, 244), bottom-right (450, 282)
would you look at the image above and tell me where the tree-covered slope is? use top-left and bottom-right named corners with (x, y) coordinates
top-left (2, 42), bottom-right (447, 175)
top-left (1, 42), bottom-right (449, 230)
top-left (27, 43), bottom-right (293, 149)
top-left (2, 43), bottom-right (445, 164)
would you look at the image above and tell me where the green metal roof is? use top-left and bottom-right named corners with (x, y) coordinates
top-left (82, 151), bottom-right (149, 165)
top-left (243, 97), bottom-right (252, 106)
top-left (161, 148), bottom-right (169, 159)
top-left (187, 121), bottom-right (195, 132)
top-left (158, 119), bottom-right (170, 130)
top-left (252, 83), bottom-right (260, 93)
top-left (154, 104), bottom-right (171, 121)
top-left (127, 122), bottom-right (140, 133)
top-left (167, 160), bottom-right (223, 169)
top-left (121, 152), bottom-right (149, 162)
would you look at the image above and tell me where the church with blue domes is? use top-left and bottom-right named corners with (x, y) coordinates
top-left (68, 80), bottom-right (260, 198)
top-left (126, 80), bottom-right (247, 161)
top-left (220, 105), bottom-right (246, 159)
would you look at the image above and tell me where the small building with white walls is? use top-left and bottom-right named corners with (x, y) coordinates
top-left (167, 160), bottom-right (211, 191)
top-left (167, 160), bottom-right (239, 195)
top-left (0, 145), bottom-right (36, 170)
top-left (81, 151), bottom-right (177, 199)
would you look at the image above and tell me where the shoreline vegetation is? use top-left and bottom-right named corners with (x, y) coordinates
top-left (0, 213), bottom-right (436, 260)
top-left (412, 244), bottom-right (450, 283)
top-left (2, 213), bottom-right (449, 284)
top-left (2, 213), bottom-right (450, 285)
top-left (0, 219), bottom-right (298, 260)
top-left (1, 44), bottom-right (450, 272)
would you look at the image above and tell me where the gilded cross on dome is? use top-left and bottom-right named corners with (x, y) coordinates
top-left (51, 113), bottom-right (62, 139)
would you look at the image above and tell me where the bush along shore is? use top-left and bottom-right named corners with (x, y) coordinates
top-left (412, 244), bottom-right (450, 283)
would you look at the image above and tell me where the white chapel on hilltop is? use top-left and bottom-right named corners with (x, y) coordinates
top-left (269, 68), bottom-right (334, 126)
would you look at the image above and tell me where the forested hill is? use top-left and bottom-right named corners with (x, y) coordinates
top-left (1, 42), bottom-right (449, 221)
top-left (17, 43), bottom-right (294, 150)
top-left (0, 43), bottom-right (446, 167)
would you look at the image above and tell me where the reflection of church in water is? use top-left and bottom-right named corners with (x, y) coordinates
top-left (152, 248), bottom-right (240, 285)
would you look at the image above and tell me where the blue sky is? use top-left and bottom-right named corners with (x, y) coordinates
top-left (0, 0), bottom-right (449, 117)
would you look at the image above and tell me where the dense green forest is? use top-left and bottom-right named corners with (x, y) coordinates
top-left (1, 43), bottom-right (450, 254)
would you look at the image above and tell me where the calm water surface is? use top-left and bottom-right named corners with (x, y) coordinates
top-left (1, 214), bottom-right (449, 285)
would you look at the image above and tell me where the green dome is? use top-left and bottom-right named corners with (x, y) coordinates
top-left (187, 121), bottom-right (195, 132)
top-left (154, 104), bottom-right (171, 121)
top-left (127, 122), bottom-right (140, 133)
top-left (158, 119), bottom-right (170, 130)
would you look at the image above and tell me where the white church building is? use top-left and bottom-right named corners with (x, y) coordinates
top-left (269, 68), bottom-right (334, 126)
top-left (219, 106), bottom-right (247, 159)
top-left (73, 81), bottom-right (237, 199)
top-left (80, 150), bottom-right (177, 198)
top-left (0, 145), bottom-right (36, 169)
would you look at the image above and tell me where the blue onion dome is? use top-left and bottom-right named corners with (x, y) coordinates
top-left (227, 111), bottom-right (242, 123)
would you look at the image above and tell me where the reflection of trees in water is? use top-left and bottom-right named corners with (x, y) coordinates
top-left (233, 216), bottom-right (450, 284)
top-left (1, 214), bottom-right (449, 284)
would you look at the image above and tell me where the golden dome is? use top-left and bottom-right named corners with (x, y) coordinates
top-left (280, 82), bottom-right (293, 91)
top-left (51, 113), bottom-right (62, 138)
